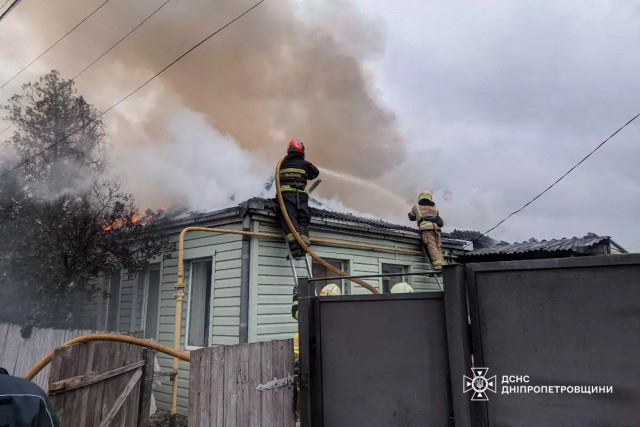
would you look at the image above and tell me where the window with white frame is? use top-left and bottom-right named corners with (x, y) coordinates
top-left (381, 264), bottom-right (408, 293)
top-left (139, 264), bottom-right (161, 339)
top-left (186, 259), bottom-right (213, 348)
top-left (105, 271), bottom-right (121, 331)
top-left (312, 259), bottom-right (348, 295)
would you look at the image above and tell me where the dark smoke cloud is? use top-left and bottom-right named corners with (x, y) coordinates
top-left (1, 0), bottom-right (403, 213)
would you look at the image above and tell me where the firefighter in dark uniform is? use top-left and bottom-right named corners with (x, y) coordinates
top-left (278, 138), bottom-right (320, 259)
top-left (0, 367), bottom-right (60, 426)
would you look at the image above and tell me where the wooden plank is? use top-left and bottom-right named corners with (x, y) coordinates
top-left (90, 341), bottom-right (108, 426)
top-left (0, 323), bottom-right (9, 361)
top-left (99, 341), bottom-right (121, 424)
top-left (137, 349), bottom-right (155, 427)
top-left (223, 345), bottom-right (240, 427)
top-left (189, 350), bottom-right (202, 427)
top-left (211, 346), bottom-right (225, 427)
top-left (78, 342), bottom-right (97, 426)
top-left (125, 344), bottom-right (144, 427)
top-left (122, 342), bottom-right (143, 427)
top-left (48, 346), bottom-right (66, 417)
top-left (69, 342), bottom-right (90, 426)
top-left (237, 343), bottom-right (250, 427)
top-left (248, 341), bottom-right (263, 426)
top-left (97, 369), bottom-right (143, 427)
top-left (271, 340), bottom-right (285, 427)
top-left (50, 360), bottom-right (146, 393)
top-left (199, 348), bottom-right (212, 427)
top-left (281, 339), bottom-right (295, 427)
top-left (59, 344), bottom-right (80, 424)
top-left (34, 328), bottom-right (55, 389)
top-left (3, 324), bottom-right (22, 375)
top-left (113, 342), bottom-right (133, 426)
top-left (260, 341), bottom-right (274, 426)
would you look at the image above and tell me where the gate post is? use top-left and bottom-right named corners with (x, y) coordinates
top-left (298, 277), bottom-right (319, 427)
top-left (443, 264), bottom-right (473, 427)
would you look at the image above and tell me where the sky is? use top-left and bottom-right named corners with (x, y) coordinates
top-left (1, 0), bottom-right (639, 249)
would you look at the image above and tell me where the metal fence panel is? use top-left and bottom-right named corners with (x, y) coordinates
top-left (466, 254), bottom-right (640, 427)
top-left (302, 291), bottom-right (452, 427)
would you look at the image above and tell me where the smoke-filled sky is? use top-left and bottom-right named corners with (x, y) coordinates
top-left (1, 0), bottom-right (639, 249)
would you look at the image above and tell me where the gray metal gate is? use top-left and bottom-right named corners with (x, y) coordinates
top-left (297, 278), bottom-right (455, 427)
top-left (465, 254), bottom-right (640, 427)
top-left (298, 254), bottom-right (640, 426)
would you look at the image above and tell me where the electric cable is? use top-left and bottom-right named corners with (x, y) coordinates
top-left (0, 0), bottom-right (172, 139)
top-left (0, 0), bottom-right (11, 12)
top-left (464, 113), bottom-right (640, 248)
top-left (0, 0), bottom-right (114, 91)
top-left (0, 0), bottom-right (265, 179)
top-left (0, 0), bottom-right (21, 23)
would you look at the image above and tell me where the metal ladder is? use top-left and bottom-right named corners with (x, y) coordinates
top-left (285, 240), bottom-right (313, 287)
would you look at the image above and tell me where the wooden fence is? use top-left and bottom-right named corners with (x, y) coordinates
top-left (189, 339), bottom-right (295, 427)
top-left (48, 340), bottom-right (155, 427)
top-left (0, 322), bottom-right (98, 389)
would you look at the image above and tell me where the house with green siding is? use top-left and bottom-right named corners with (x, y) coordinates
top-left (79, 197), bottom-right (469, 415)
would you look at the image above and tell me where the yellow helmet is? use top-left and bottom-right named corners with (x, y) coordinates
top-left (390, 282), bottom-right (414, 294)
top-left (320, 283), bottom-right (342, 296)
top-left (418, 190), bottom-right (432, 202)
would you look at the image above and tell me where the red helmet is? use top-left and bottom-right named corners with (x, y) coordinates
top-left (288, 138), bottom-right (305, 154)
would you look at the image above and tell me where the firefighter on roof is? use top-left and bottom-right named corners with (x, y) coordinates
top-left (278, 138), bottom-right (320, 259)
top-left (408, 190), bottom-right (445, 271)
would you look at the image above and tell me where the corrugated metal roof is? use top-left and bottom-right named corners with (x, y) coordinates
top-left (444, 230), bottom-right (501, 249)
top-left (461, 232), bottom-right (610, 258)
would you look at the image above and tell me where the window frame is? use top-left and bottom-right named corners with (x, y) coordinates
top-left (184, 256), bottom-right (215, 351)
top-left (380, 261), bottom-right (412, 293)
top-left (311, 256), bottom-right (352, 295)
top-left (140, 262), bottom-right (162, 340)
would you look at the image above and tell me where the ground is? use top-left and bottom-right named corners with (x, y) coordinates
top-left (149, 411), bottom-right (188, 427)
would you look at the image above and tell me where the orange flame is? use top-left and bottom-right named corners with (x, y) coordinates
top-left (103, 207), bottom-right (164, 231)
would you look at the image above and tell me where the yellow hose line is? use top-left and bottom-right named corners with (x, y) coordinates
top-left (24, 334), bottom-right (190, 381)
top-left (275, 157), bottom-right (379, 294)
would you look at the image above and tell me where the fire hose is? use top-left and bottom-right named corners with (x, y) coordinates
top-left (24, 334), bottom-right (190, 381)
top-left (275, 157), bottom-right (379, 294)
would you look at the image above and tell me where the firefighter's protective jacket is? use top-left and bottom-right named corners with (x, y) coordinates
top-left (408, 201), bottom-right (444, 231)
top-left (279, 152), bottom-right (320, 192)
top-left (0, 368), bottom-right (60, 426)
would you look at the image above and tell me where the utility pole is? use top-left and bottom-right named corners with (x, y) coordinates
top-left (0, 0), bottom-right (22, 23)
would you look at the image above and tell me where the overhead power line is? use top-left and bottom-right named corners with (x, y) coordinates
top-left (0, 0), bottom-right (172, 138)
top-left (0, 0), bottom-right (114, 91)
top-left (70, 0), bottom-right (171, 81)
top-left (0, 0), bottom-right (21, 23)
top-left (0, 0), bottom-right (265, 179)
top-left (465, 112), bottom-right (640, 248)
top-left (0, 0), bottom-right (12, 13)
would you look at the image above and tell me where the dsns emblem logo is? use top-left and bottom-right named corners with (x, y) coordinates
top-left (463, 368), bottom-right (497, 401)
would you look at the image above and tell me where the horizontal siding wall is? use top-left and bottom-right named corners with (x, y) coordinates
top-left (154, 222), bottom-right (244, 416)
top-left (134, 274), bottom-right (144, 331)
top-left (254, 221), bottom-right (440, 342)
top-left (118, 273), bottom-right (136, 331)
top-left (80, 290), bottom-right (102, 330)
